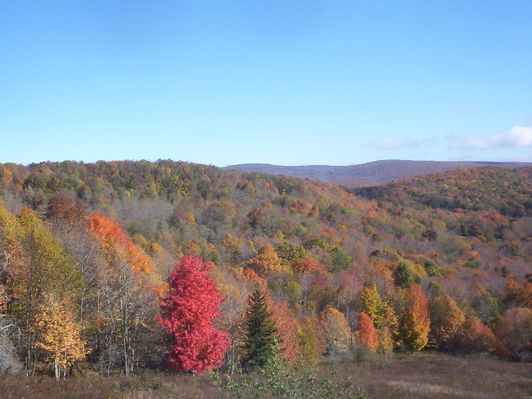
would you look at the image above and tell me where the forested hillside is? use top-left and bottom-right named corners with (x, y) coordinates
top-left (0, 161), bottom-right (530, 379)
top-left (225, 160), bottom-right (528, 187)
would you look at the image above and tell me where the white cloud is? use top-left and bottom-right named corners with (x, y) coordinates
top-left (371, 138), bottom-right (417, 150)
top-left (462, 126), bottom-right (532, 149)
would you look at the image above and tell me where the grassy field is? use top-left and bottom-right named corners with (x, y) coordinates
top-left (1, 353), bottom-right (530, 399)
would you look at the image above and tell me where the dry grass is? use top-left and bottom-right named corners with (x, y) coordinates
top-left (330, 352), bottom-right (532, 399)
top-left (0, 353), bottom-right (530, 399)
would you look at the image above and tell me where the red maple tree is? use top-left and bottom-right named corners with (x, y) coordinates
top-left (158, 255), bottom-right (229, 373)
top-left (358, 311), bottom-right (378, 351)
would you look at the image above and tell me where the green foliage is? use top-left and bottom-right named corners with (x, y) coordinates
top-left (19, 208), bottom-right (83, 301)
top-left (276, 241), bottom-right (307, 266)
top-left (241, 290), bottom-right (281, 371)
top-left (369, 248), bottom-right (402, 262)
top-left (212, 358), bottom-right (367, 399)
top-left (423, 260), bottom-right (445, 277)
top-left (329, 247), bottom-right (351, 272)
top-left (472, 290), bottom-right (499, 324)
top-left (356, 167), bottom-right (531, 217)
top-left (393, 261), bottom-right (416, 289)
top-left (464, 259), bottom-right (481, 269)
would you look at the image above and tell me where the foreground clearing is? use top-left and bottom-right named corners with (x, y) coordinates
top-left (1, 353), bottom-right (530, 399)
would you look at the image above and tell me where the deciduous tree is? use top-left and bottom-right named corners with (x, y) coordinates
top-left (429, 295), bottom-right (465, 350)
top-left (158, 255), bottom-right (229, 373)
top-left (357, 312), bottom-right (377, 352)
top-left (246, 244), bottom-right (287, 274)
top-left (399, 285), bottom-right (430, 352)
top-left (494, 307), bottom-right (532, 361)
top-left (320, 306), bottom-right (351, 355)
top-left (456, 318), bottom-right (495, 354)
top-left (34, 295), bottom-right (87, 380)
top-left (360, 283), bottom-right (387, 329)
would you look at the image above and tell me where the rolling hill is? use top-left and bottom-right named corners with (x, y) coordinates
top-left (225, 160), bottom-right (529, 187)
top-left (0, 160), bottom-right (530, 381)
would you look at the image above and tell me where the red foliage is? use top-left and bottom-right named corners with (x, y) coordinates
top-left (158, 255), bottom-right (230, 373)
top-left (456, 318), bottom-right (495, 354)
top-left (292, 258), bottom-right (326, 274)
top-left (358, 312), bottom-right (378, 351)
top-left (46, 195), bottom-right (88, 226)
top-left (495, 307), bottom-right (532, 361)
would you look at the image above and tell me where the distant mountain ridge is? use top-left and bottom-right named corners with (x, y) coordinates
top-left (224, 160), bottom-right (529, 187)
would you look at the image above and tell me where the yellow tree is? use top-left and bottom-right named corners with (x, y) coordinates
top-left (296, 315), bottom-right (326, 365)
top-left (399, 285), bottom-right (430, 352)
top-left (34, 295), bottom-right (87, 380)
top-left (246, 244), bottom-right (287, 274)
top-left (319, 306), bottom-right (351, 355)
top-left (361, 283), bottom-right (399, 346)
top-left (360, 283), bottom-right (387, 329)
top-left (429, 295), bottom-right (465, 350)
top-left (3, 207), bottom-right (83, 370)
top-left (377, 327), bottom-right (394, 361)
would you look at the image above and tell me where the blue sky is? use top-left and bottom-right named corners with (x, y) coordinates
top-left (1, 0), bottom-right (531, 166)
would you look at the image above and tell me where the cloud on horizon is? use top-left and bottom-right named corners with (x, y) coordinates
top-left (460, 126), bottom-right (532, 149)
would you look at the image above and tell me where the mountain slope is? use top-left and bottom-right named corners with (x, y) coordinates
top-left (225, 160), bottom-right (528, 187)
top-left (355, 167), bottom-right (532, 217)
top-left (0, 160), bottom-right (530, 373)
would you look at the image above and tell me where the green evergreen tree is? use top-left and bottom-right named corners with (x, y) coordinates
top-left (241, 290), bottom-right (280, 371)
top-left (393, 261), bottom-right (415, 289)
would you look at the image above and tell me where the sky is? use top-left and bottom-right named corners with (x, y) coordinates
top-left (1, 0), bottom-right (531, 166)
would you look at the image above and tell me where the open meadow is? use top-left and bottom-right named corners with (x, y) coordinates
top-left (1, 353), bottom-right (530, 399)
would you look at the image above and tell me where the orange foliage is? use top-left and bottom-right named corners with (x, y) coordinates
top-left (504, 278), bottom-right (532, 308)
top-left (358, 312), bottom-right (378, 351)
top-left (400, 285), bottom-right (430, 352)
top-left (267, 297), bottom-right (300, 362)
top-left (242, 268), bottom-right (268, 291)
top-left (292, 258), bottom-right (326, 274)
top-left (87, 212), bottom-right (153, 274)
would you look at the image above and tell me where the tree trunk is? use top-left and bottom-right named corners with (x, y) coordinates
top-left (54, 358), bottom-right (60, 381)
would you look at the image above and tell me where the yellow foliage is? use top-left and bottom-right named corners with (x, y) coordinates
top-left (319, 306), bottom-right (351, 354)
top-left (246, 243), bottom-right (288, 274)
top-left (150, 241), bottom-right (163, 254)
top-left (34, 295), bottom-right (88, 378)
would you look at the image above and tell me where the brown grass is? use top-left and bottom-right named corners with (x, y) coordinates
top-left (331, 352), bottom-right (532, 399)
top-left (1, 353), bottom-right (530, 399)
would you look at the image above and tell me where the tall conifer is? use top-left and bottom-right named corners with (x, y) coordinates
top-left (241, 290), bottom-right (280, 371)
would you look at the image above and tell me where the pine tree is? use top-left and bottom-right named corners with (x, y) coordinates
top-left (393, 261), bottom-right (415, 289)
top-left (241, 289), bottom-right (280, 371)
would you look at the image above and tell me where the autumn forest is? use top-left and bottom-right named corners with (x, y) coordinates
top-left (0, 161), bottom-right (530, 398)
